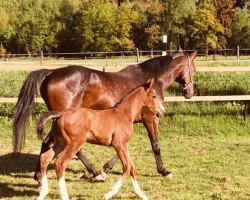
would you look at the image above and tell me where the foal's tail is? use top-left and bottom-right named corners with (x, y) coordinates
top-left (37, 111), bottom-right (61, 141)
top-left (12, 69), bottom-right (52, 152)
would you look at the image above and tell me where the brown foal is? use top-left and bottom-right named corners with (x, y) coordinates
top-left (36, 79), bottom-right (164, 200)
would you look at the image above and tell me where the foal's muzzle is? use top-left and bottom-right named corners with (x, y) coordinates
top-left (156, 103), bottom-right (165, 117)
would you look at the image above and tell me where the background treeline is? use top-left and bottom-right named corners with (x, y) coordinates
top-left (0, 0), bottom-right (249, 54)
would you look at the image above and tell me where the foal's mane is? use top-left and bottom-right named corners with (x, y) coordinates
top-left (138, 55), bottom-right (173, 78)
top-left (113, 83), bottom-right (146, 109)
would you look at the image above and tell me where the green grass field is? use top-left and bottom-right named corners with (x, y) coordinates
top-left (0, 59), bottom-right (249, 199)
top-left (0, 103), bottom-right (249, 200)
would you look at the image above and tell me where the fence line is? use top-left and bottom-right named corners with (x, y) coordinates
top-left (1, 95), bottom-right (250, 104)
top-left (0, 65), bottom-right (249, 104)
top-left (0, 66), bottom-right (250, 72)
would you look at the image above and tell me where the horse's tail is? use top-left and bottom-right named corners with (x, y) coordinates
top-left (12, 69), bottom-right (53, 152)
top-left (37, 111), bottom-right (61, 141)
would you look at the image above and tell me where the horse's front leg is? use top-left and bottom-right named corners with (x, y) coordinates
top-left (76, 150), bottom-right (105, 181)
top-left (142, 109), bottom-right (171, 177)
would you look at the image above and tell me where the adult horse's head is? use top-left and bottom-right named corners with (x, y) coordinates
top-left (173, 51), bottom-right (197, 99)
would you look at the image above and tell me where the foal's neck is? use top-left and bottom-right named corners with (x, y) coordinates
top-left (114, 88), bottom-right (144, 123)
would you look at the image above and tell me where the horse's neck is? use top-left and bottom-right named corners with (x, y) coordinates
top-left (114, 88), bottom-right (144, 123)
top-left (159, 62), bottom-right (183, 91)
top-left (116, 65), bottom-right (150, 83)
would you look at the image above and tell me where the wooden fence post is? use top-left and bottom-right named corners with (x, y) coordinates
top-left (40, 51), bottom-right (43, 66)
top-left (136, 48), bottom-right (139, 63)
top-left (162, 35), bottom-right (167, 56)
top-left (237, 46), bottom-right (240, 60)
top-left (206, 48), bottom-right (208, 61)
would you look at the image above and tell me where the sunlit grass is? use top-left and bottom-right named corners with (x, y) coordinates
top-left (0, 102), bottom-right (249, 199)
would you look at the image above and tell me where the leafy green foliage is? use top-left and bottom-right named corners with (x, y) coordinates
top-left (0, 0), bottom-right (249, 52)
top-left (187, 1), bottom-right (224, 49)
top-left (230, 6), bottom-right (250, 48)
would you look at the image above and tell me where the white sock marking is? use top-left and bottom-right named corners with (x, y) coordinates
top-left (131, 178), bottom-right (148, 200)
top-left (37, 176), bottom-right (49, 200)
top-left (103, 179), bottom-right (123, 199)
top-left (59, 175), bottom-right (69, 200)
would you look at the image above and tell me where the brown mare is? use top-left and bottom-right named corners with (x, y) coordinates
top-left (13, 51), bottom-right (197, 184)
top-left (36, 80), bottom-right (163, 200)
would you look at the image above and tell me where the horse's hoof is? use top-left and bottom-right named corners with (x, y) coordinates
top-left (167, 173), bottom-right (173, 178)
top-left (93, 172), bottom-right (107, 182)
top-left (160, 170), bottom-right (171, 177)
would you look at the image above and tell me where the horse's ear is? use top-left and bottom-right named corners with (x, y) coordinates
top-left (178, 46), bottom-right (183, 53)
top-left (190, 51), bottom-right (197, 60)
top-left (144, 78), bottom-right (154, 90)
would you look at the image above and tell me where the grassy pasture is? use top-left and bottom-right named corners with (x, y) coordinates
top-left (0, 60), bottom-right (250, 199)
top-left (0, 105), bottom-right (249, 200)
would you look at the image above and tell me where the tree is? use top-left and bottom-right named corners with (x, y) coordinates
top-left (187, 1), bottom-right (224, 49)
top-left (56, 0), bottom-right (83, 52)
top-left (160, 0), bottom-right (196, 50)
top-left (213, 0), bottom-right (236, 48)
top-left (230, 5), bottom-right (250, 48)
top-left (7, 0), bottom-right (60, 53)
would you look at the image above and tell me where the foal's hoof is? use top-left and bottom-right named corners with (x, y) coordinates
top-left (101, 195), bottom-right (107, 200)
top-left (93, 171), bottom-right (107, 182)
top-left (34, 172), bottom-right (42, 186)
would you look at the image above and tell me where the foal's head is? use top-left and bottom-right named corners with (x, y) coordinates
top-left (174, 51), bottom-right (197, 99)
top-left (143, 79), bottom-right (165, 117)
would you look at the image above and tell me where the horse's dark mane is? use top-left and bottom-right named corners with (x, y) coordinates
top-left (138, 55), bottom-right (173, 78)
top-left (172, 52), bottom-right (185, 59)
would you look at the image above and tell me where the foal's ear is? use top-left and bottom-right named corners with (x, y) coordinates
top-left (144, 78), bottom-right (154, 90)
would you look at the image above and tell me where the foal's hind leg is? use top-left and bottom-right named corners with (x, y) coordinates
top-left (37, 143), bottom-right (64, 200)
top-left (34, 135), bottom-right (55, 186)
top-left (55, 141), bottom-right (84, 200)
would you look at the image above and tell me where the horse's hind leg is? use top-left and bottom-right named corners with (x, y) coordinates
top-left (76, 149), bottom-right (104, 181)
top-left (102, 154), bottom-right (119, 174)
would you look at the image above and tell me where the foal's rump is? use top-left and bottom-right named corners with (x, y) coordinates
top-left (37, 111), bottom-right (61, 141)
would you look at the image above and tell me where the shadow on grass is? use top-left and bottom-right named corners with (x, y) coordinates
top-left (0, 152), bottom-right (38, 174)
top-left (0, 182), bottom-right (37, 198)
top-left (0, 152), bottom-right (39, 198)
